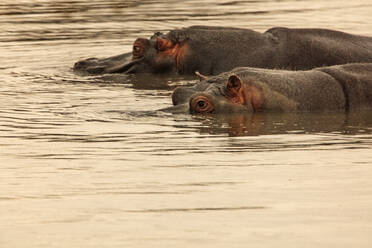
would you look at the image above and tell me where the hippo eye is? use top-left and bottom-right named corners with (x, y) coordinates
top-left (190, 95), bottom-right (214, 113)
top-left (197, 100), bottom-right (206, 109)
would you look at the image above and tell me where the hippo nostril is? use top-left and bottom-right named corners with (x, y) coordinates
top-left (74, 61), bottom-right (85, 69)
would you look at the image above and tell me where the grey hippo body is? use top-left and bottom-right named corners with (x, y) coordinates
top-left (73, 26), bottom-right (372, 75)
top-left (168, 63), bottom-right (372, 114)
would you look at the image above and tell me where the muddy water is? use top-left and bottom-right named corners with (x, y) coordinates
top-left (1, 0), bottom-right (372, 247)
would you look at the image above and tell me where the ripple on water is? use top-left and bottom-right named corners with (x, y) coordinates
top-left (1, 1), bottom-right (372, 247)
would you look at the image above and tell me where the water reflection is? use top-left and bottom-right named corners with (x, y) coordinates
top-left (125, 206), bottom-right (266, 213)
top-left (192, 111), bottom-right (372, 136)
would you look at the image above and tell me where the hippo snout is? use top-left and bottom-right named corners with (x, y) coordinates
top-left (73, 52), bottom-right (136, 75)
top-left (74, 58), bottom-right (94, 70)
top-left (172, 86), bottom-right (198, 105)
top-left (189, 93), bottom-right (215, 114)
top-left (73, 60), bottom-right (87, 70)
top-left (73, 58), bottom-right (107, 74)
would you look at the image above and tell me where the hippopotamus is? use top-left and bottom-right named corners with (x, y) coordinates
top-left (166, 63), bottom-right (372, 114)
top-left (73, 26), bottom-right (372, 76)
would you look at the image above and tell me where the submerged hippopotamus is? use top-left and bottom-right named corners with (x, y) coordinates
top-left (74, 26), bottom-right (372, 75)
top-left (166, 63), bottom-right (372, 114)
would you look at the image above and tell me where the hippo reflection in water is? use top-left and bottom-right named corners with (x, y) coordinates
top-left (165, 63), bottom-right (372, 114)
top-left (74, 26), bottom-right (372, 75)
top-left (192, 111), bottom-right (372, 137)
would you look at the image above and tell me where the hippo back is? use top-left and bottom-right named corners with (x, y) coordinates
top-left (165, 26), bottom-right (280, 75)
top-left (318, 63), bottom-right (372, 111)
top-left (267, 27), bottom-right (372, 69)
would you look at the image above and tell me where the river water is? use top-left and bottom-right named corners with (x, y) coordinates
top-left (1, 0), bottom-right (372, 247)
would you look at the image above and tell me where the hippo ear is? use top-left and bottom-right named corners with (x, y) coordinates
top-left (227, 75), bottom-right (242, 91)
top-left (156, 37), bottom-right (173, 51)
top-left (195, 71), bottom-right (208, 81)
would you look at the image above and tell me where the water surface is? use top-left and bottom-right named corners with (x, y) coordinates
top-left (1, 0), bottom-right (372, 247)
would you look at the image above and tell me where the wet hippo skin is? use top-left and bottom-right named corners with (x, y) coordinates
top-left (166, 63), bottom-right (372, 114)
top-left (73, 26), bottom-right (372, 75)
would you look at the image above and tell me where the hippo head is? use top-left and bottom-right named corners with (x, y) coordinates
top-left (165, 70), bottom-right (299, 114)
top-left (73, 32), bottom-right (189, 75)
top-left (166, 73), bottom-right (267, 114)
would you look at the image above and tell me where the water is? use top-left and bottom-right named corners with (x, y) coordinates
top-left (1, 0), bottom-right (372, 247)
